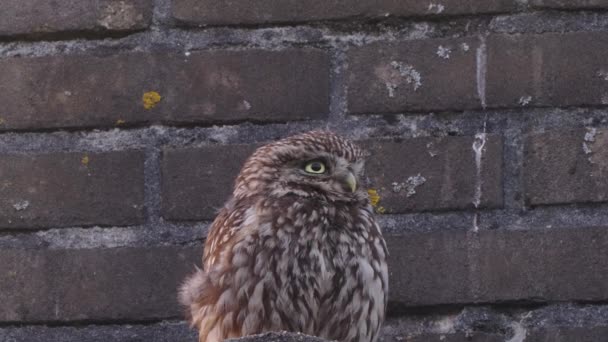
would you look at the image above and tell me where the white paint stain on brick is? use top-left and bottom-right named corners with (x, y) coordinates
top-left (391, 61), bottom-right (422, 90)
top-left (472, 132), bottom-right (487, 209)
top-left (385, 83), bottom-right (397, 98)
top-left (381, 61), bottom-right (422, 98)
top-left (597, 69), bottom-right (608, 81)
top-left (476, 36), bottom-right (488, 109)
top-left (428, 3), bottom-right (446, 14)
top-left (436, 45), bottom-right (451, 59)
top-left (518, 96), bottom-right (532, 106)
top-left (392, 174), bottom-right (427, 197)
top-left (583, 127), bottom-right (597, 155)
top-left (13, 200), bottom-right (30, 211)
top-left (472, 118), bottom-right (488, 234)
top-left (427, 141), bottom-right (439, 157)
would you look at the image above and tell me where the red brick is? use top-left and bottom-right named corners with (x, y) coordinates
top-left (0, 246), bottom-right (200, 322)
top-left (364, 135), bottom-right (503, 213)
top-left (347, 38), bottom-right (482, 115)
top-left (0, 151), bottom-right (145, 229)
top-left (173, 0), bottom-right (516, 26)
top-left (0, 50), bottom-right (329, 131)
top-left (0, 0), bottom-right (151, 37)
top-left (486, 32), bottom-right (608, 109)
top-left (162, 144), bottom-right (257, 221)
top-left (524, 128), bottom-right (608, 206)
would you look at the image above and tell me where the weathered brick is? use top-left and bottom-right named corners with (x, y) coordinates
top-left (0, 323), bottom-right (197, 342)
top-left (227, 332), bottom-right (329, 342)
top-left (387, 231), bottom-right (470, 307)
top-left (397, 333), bottom-right (503, 342)
top-left (0, 151), bottom-right (145, 229)
top-left (388, 227), bottom-right (608, 307)
top-left (162, 145), bottom-right (257, 221)
top-left (486, 32), bottom-right (608, 109)
top-left (162, 135), bottom-right (503, 220)
top-left (0, 246), bottom-right (200, 322)
top-left (526, 327), bottom-right (608, 341)
top-left (524, 128), bottom-right (608, 206)
top-left (0, 50), bottom-right (329, 131)
top-left (531, 0), bottom-right (608, 9)
top-left (364, 135), bottom-right (503, 213)
top-left (0, 0), bottom-right (151, 37)
top-left (476, 227), bottom-right (608, 303)
top-left (347, 38), bottom-right (482, 115)
top-left (173, 0), bottom-right (516, 26)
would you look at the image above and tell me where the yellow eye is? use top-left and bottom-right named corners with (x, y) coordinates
top-left (304, 161), bottom-right (326, 174)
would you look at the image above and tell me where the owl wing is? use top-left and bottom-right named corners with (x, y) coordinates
top-left (180, 198), bottom-right (251, 341)
top-left (202, 197), bottom-right (250, 269)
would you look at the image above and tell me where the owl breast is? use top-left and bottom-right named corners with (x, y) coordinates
top-left (227, 194), bottom-right (388, 342)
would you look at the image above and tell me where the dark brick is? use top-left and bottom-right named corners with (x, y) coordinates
top-left (0, 322), bottom-right (197, 342)
top-left (476, 227), bottom-right (608, 303)
top-left (531, 0), bottom-right (608, 9)
top-left (163, 135), bottom-right (503, 220)
top-left (173, 0), bottom-right (516, 26)
top-left (486, 32), bottom-right (608, 109)
top-left (0, 0), bottom-right (151, 37)
top-left (387, 232), bottom-right (470, 307)
top-left (162, 145), bottom-right (257, 221)
top-left (0, 151), bottom-right (145, 230)
top-left (388, 227), bottom-right (608, 307)
top-left (364, 135), bottom-right (503, 214)
top-left (0, 50), bottom-right (329, 131)
top-left (524, 128), bottom-right (608, 206)
top-left (228, 332), bottom-right (329, 342)
top-left (347, 38), bottom-right (482, 115)
top-left (527, 327), bottom-right (608, 342)
top-left (396, 333), bottom-right (502, 342)
top-left (0, 246), bottom-right (200, 322)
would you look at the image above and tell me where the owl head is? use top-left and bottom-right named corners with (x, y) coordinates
top-left (233, 131), bottom-right (368, 202)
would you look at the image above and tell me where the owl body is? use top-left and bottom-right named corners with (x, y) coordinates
top-left (180, 131), bottom-right (388, 342)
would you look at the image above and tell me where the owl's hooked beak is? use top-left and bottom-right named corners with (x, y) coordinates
top-left (344, 171), bottom-right (357, 193)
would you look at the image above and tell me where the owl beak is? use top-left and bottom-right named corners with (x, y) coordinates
top-left (344, 172), bottom-right (357, 193)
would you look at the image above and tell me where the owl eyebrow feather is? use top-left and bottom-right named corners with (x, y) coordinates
top-left (300, 157), bottom-right (331, 167)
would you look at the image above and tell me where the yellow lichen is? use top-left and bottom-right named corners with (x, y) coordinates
top-left (116, 119), bottom-right (126, 125)
top-left (367, 189), bottom-right (380, 206)
top-left (367, 189), bottom-right (386, 214)
top-left (81, 155), bottom-right (90, 166)
top-left (142, 91), bottom-right (161, 109)
top-left (0, 118), bottom-right (5, 125)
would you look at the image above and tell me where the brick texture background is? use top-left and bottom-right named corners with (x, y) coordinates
top-left (2, 1), bottom-right (608, 341)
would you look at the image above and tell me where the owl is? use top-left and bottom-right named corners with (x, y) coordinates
top-left (179, 130), bottom-right (388, 342)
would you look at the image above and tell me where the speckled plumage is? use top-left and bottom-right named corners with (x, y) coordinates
top-left (180, 131), bottom-right (388, 342)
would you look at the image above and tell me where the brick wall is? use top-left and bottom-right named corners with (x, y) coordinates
top-left (1, 1), bottom-right (608, 341)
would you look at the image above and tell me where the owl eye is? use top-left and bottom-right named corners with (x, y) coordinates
top-left (304, 161), bottom-right (326, 174)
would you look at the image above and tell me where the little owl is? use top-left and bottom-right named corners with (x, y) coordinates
top-left (180, 131), bottom-right (388, 342)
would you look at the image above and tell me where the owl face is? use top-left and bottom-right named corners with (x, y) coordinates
top-left (234, 131), bottom-right (368, 202)
top-left (276, 149), bottom-right (365, 199)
